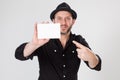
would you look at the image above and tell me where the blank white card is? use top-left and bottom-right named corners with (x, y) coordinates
top-left (37, 23), bottom-right (60, 39)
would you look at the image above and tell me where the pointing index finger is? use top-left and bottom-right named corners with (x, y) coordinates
top-left (72, 40), bottom-right (84, 49)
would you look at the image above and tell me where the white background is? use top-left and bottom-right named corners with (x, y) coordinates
top-left (0, 0), bottom-right (120, 80)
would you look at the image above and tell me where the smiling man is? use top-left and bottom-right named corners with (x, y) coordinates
top-left (15, 2), bottom-right (101, 80)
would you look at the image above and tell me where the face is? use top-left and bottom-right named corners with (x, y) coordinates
top-left (53, 11), bottom-right (75, 35)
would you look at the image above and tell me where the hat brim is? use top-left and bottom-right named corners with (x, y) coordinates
top-left (50, 8), bottom-right (77, 20)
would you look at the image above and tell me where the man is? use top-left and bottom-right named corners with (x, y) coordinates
top-left (15, 2), bottom-right (101, 80)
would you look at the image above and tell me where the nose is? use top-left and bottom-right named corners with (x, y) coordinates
top-left (61, 19), bottom-right (66, 25)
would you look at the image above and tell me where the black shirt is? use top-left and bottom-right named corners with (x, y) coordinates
top-left (15, 33), bottom-right (101, 80)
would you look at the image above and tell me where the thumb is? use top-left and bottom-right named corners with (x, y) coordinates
top-left (33, 22), bottom-right (38, 39)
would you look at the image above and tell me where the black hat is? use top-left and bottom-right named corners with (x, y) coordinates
top-left (50, 2), bottom-right (77, 20)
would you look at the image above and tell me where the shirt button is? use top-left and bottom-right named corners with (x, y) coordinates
top-left (63, 65), bottom-right (66, 68)
top-left (72, 50), bottom-right (75, 53)
top-left (62, 54), bottom-right (65, 56)
top-left (54, 50), bottom-right (57, 52)
top-left (63, 75), bottom-right (66, 78)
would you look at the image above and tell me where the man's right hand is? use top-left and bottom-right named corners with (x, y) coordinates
top-left (32, 22), bottom-right (50, 48)
top-left (23, 22), bottom-right (50, 57)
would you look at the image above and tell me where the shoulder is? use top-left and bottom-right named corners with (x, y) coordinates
top-left (72, 33), bottom-right (85, 42)
top-left (72, 34), bottom-right (91, 49)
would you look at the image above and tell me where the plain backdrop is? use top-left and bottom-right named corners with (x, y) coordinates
top-left (0, 0), bottom-right (120, 80)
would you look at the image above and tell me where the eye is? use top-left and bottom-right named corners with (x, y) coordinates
top-left (66, 17), bottom-right (72, 21)
top-left (55, 17), bottom-right (62, 21)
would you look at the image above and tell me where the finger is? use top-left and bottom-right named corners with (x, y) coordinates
top-left (76, 48), bottom-right (81, 52)
top-left (76, 48), bottom-right (83, 54)
top-left (41, 21), bottom-right (45, 24)
top-left (46, 21), bottom-right (49, 24)
top-left (33, 22), bottom-right (38, 39)
top-left (41, 21), bottom-right (49, 24)
top-left (72, 40), bottom-right (85, 49)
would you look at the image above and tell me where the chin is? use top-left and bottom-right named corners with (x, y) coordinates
top-left (61, 31), bottom-right (69, 35)
top-left (61, 32), bottom-right (66, 34)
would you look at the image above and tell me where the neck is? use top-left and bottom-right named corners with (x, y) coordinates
top-left (59, 32), bottom-right (70, 48)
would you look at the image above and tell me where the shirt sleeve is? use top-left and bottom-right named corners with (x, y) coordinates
top-left (15, 43), bottom-right (37, 60)
top-left (75, 35), bottom-right (102, 71)
top-left (84, 54), bottom-right (102, 71)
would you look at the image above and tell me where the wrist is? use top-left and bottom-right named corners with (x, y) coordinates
top-left (88, 54), bottom-right (99, 68)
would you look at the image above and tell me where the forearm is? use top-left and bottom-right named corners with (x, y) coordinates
top-left (88, 54), bottom-right (99, 68)
top-left (23, 42), bottom-right (39, 57)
